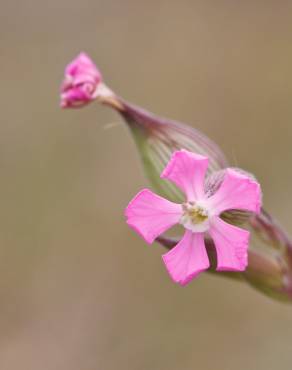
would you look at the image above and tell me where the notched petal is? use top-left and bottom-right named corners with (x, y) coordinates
top-left (209, 217), bottom-right (249, 272)
top-left (206, 168), bottom-right (262, 216)
top-left (161, 149), bottom-right (209, 202)
top-left (162, 231), bottom-right (210, 285)
top-left (125, 189), bottom-right (182, 244)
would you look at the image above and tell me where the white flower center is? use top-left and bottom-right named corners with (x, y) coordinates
top-left (180, 201), bottom-right (210, 232)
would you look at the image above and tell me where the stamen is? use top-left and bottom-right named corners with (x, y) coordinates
top-left (180, 202), bottom-right (210, 232)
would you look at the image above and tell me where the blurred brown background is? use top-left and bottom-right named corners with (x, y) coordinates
top-left (1, 1), bottom-right (292, 369)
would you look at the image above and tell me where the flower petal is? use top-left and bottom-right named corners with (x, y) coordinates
top-left (162, 230), bottom-right (210, 285)
top-left (161, 149), bottom-right (209, 202)
top-left (209, 216), bottom-right (249, 271)
top-left (125, 189), bottom-right (182, 244)
top-left (206, 169), bottom-right (261, 215)
top-left (65, 52), bottom-right (101, 81)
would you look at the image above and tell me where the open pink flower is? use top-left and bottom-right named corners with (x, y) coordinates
top-left (60, 52), bottom-right (102, 108)
top-left (125, 149), bottom-right (262, 286)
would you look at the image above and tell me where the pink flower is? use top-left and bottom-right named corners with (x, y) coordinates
top-left (60, 52), bottom-right (102, 108)
top-left (125, 149), bottom-right (262, 286)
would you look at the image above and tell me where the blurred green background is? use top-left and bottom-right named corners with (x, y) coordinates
top-left (1, 1), bottom-right (292, 369)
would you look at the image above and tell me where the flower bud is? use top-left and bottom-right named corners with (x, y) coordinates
top-left (60, 52), bottom-right (102, 108)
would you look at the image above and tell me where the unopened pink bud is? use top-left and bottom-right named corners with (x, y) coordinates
top-left (60, 52), bottom-right (102, 108)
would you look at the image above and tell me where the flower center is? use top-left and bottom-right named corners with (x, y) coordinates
top-left (180, 202), bottom-right (210, 232)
